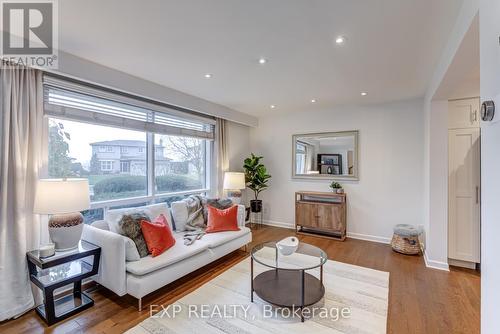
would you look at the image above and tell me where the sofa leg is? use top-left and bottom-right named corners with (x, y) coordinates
top-left (138, 297), bottom-right (142, 312)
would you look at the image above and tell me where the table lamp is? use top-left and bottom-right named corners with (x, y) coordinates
top-left (223, 172), bottom-right (246, 204)
top-left (34, 178), bottom-right (90, 251)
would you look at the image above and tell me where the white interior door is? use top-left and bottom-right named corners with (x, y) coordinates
top-left (448, 128), bottom-right (481, 263)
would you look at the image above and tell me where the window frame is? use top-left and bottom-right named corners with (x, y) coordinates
top-left (44, 116), bottom-right (212, 215)
top-left (42, 74), bottom-right (216, 221)
top-left (120, 161), bottom-right (130, 173)
top-left (100, 160), bottom-right (114, 171)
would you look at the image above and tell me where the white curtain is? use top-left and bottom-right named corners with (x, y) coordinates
top-left (214, 118), bottom-right (228, 197)
top-left (0, 63), bottom-right (44, 321)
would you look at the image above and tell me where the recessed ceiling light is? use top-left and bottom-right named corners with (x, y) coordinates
top-left (311, 99), bottom-right (317, 103)
top-left (258, 58), bottom-right (267, 64)
top-left (361, 92), bottom-right (368, 96)
top-left (335, 36), bottom-right (346, 45)
top-left (270, 105), bottom-right (276, 109)
top-left (204, 73), bottom-right (212, 78)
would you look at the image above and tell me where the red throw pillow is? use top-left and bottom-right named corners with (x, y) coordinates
top-left (206, 205), bottom-right (240, 233)
top-left (140, 214), bottom-right (176, 257)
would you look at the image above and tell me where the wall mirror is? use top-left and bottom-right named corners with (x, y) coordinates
top-left (292, 131), bottom-right (359, 180)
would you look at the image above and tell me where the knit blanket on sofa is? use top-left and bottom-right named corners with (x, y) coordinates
top-left (184, 195), bottom-right (206, 231)
top-left (184, 195), bottom-right (234, 231)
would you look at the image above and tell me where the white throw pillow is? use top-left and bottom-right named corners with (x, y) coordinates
top-left (123, 235), bottom-right (141, 261)
top-left (145, 203), bottom-right (172, 229)
top-left (89, 219), bottom-right (140, 261)
top-left (170, 201), bottom-right (189, 232)
top-left (106, 203), bottom-right (173, 235)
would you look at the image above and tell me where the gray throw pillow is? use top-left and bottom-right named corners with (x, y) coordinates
top-left (203, 198), bottom-right (234, 223)
top-left (119, 213), bottom-right (150, 258)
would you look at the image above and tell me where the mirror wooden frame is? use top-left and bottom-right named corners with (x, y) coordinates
top-left (292, 130), bottom-right (359, 180)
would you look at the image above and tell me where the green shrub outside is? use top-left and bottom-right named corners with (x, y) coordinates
top-left (155, 174), bottom-right (202, 192)
top-left (93, 175), bottom-right (145, 195)
top-left (93, 174), bottom-right (202, 196)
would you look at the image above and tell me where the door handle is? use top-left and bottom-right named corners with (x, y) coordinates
top-left (476, 186), bottom-right (479, 204)
top-left (470, 110), bottom-right (474, 123)
top-left (474, 110), bottom-right (478, 121)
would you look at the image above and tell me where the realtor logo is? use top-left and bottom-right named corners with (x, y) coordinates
top-left (1, 0), bottom-right (58, 68)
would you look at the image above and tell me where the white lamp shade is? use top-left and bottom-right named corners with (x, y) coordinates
top-left (34, 179), bottom-right (90, 214)
top-left (223, 172), bottom-right (245, 190)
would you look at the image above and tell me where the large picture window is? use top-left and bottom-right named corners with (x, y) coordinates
top-left (154, 135), bottom-right (207, 194)
top-left (48, 118), bottom-right (148, 202)
top-left (44, 75), bottom-right (214, 223)
top-left (48, 117), bottom-right (210, 202)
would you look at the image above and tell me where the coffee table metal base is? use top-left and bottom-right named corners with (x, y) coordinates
top-left (251, 267), bottom-right (325, 322)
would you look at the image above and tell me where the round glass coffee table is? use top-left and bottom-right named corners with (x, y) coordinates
top-left (250, 240), bottom-right (327, 322)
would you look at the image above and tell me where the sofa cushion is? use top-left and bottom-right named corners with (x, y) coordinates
top-left (197, 227), bottom-right (251, 249)
top-left (90, 220), bottom-right (141, 261)
top-left (106, 203), bottom-right (172, 234)
top-left (124, 235), bottom-right (141, 261)
top-left (170, 198), bottom-right (242, 232)
top-left (206, 205), bottom-right (240, 233)
top-left (141, 214), bottom-right (176, 257)
top-left (170, 201), bottom-right (188, 231)
top-left (125, 235), bottom-right (208, 276)
top-left (120, 213), bottom-right (150, 258)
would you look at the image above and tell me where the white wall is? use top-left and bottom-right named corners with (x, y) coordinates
top-left (480, 0), bottom-right (500, 332)
top-left (425, 100), bottom-right (449, 269)
top-left (422, 1), bottom-right (479, 270)
top-left (226, 121), bottom-right (251, 203)
top-left (226, 121), bottom-right (250, 172)
top-left (249, 99), bottom-right (424, 242)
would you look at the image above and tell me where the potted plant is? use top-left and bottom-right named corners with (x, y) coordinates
top-left (243, 153), bottom-right (271, 213)
top-left (330, 181), bottom-right (344, 194)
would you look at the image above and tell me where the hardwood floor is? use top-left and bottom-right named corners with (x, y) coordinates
top-left (1, 225), bottom-right (480, 334)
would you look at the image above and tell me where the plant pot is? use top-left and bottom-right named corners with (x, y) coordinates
top-left (250, 199), bottom-right (263, 213)
top-left (336, 188), bottom-right (344, 194)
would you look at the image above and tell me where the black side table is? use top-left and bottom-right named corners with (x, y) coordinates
top-left (26, 240), bottom-right (101, 326)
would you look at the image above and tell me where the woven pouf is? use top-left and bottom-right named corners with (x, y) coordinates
top-left (391, 224), bottom-right (421, 255)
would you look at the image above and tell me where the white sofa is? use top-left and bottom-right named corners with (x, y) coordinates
top-left (82, 202), bottom-right (251, 310)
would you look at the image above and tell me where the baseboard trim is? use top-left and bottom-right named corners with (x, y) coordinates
top-left (262, 220), bottom-right (295, 229)
top-left (261, 220), bottom-right (392, 245)
top-left (423, 250), bottom-right (450, 271)
top-left (448, 258), bottom-right (476, 270)
top-left (262, 220), bottom-right (450, 272)
top-left (346, 232), bottom-right (391, 244)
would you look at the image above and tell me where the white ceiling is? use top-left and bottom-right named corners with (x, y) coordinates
top-left (58, 0), bottom-right (464, 116)
top-left (433, 14), bottom-right (479, 101)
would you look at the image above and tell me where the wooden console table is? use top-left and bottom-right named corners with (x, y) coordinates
top-left (295, 191), bottom-right (346, 241)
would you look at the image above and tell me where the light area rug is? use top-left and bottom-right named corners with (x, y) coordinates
top-left (126, 249), bottom-right (389, 334)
